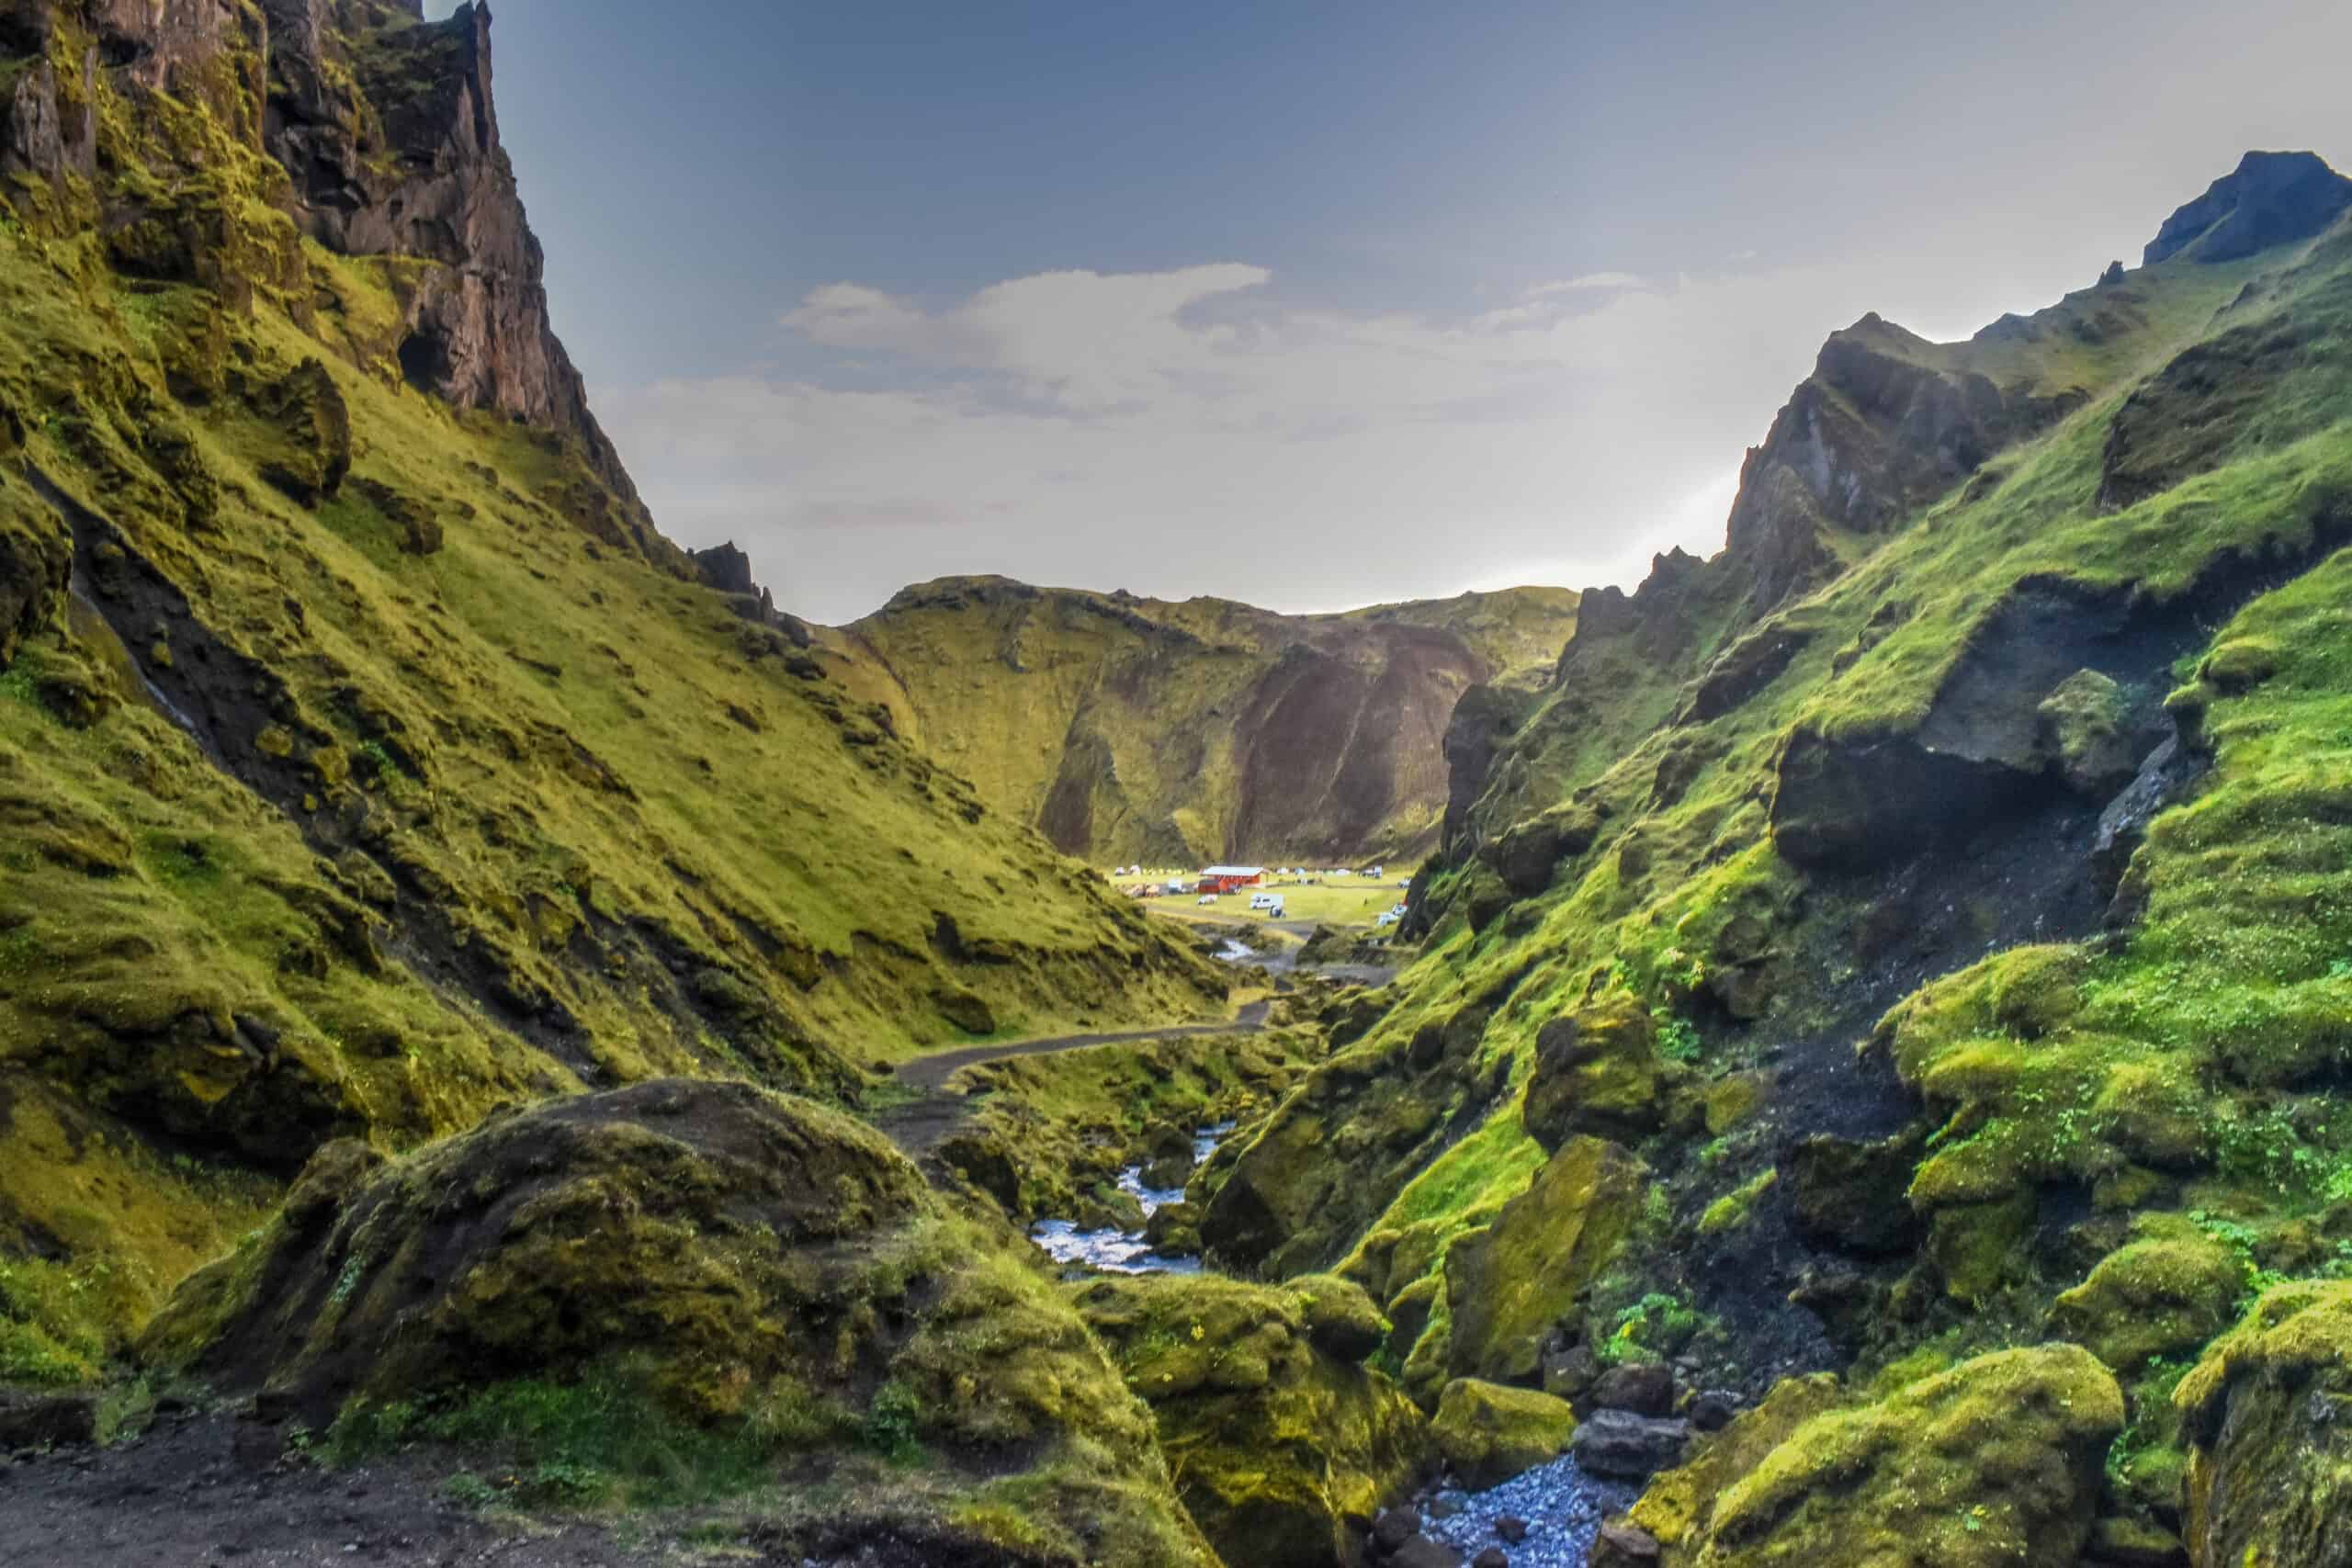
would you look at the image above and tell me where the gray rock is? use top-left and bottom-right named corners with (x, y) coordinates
top-left (1569, 1411), bottom-right (1689, 1479)
top-left (1388, 1537), bottom-right (1463, 1568)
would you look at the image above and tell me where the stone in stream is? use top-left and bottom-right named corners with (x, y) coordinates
top-left (1471, 1549), bottom-right (1510, 1568)
top-left (1495, 1515), bottom-right (1529, 1543)
top-left (1589, 1522), bottom-right (1663, 1567)
top-left (1570, 1411), bottom-right (1690, 1479)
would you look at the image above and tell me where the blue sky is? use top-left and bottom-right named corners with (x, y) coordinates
top-left (447, 1), bottom-right (2352, 623)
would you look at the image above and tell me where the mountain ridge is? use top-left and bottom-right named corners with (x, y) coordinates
top-left (827, 574), bottom-right (1579, 865)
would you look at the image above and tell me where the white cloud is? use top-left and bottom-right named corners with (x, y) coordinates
top-left (605, 249), bottom-right (2068, 624)
top-left (1527, 272), bottom-right (1646, 294)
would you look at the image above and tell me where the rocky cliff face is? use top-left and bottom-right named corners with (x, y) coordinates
top-left (837, 577), bottom-right (1579, 864)
top-left (1, 0), bottom-right (648, 530)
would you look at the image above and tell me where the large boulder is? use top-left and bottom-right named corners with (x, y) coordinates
top-left (2174, 1280), bottom-right (2352, 1568)
top-left (1521, 997), bottom-right (1672, 1150)
top-left (1681, 1346), bottom-right (2123, 1566)
top-left (142, 1079), bottom-right (1213, 1564)
top-left (1445, 1136), bottom-right (1646, 1382)
top-left (1430, 1378), bottom-right (1577, 1488)
top-left (1076, 1272), bottom-right (1427, 1568)
top-left (2049, 1218), bottom-right (2244, 1374)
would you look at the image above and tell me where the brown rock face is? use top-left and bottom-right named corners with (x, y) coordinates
top-left (255, 3), bottom-right (639, 503)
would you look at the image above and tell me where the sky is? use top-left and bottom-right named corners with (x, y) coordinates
top-left (440, 0), bottom-right (2352, 625)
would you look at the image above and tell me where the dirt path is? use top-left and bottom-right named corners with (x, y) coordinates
top-left (0, 1408), bottom-right (1035, 1566)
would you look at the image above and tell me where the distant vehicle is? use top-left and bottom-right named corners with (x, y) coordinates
top-left (1198, 893), bottom-right (1218, 905)
top-left (1367, 865), bottom-right (1385, 878)
top-left (1390, 903), bottom-right (1408, 917)
top-left (1261, 897), bottom-right (1285, 918)
top-left (1248, 892), bottom-right (1280, 910)
top-left (1375, 910), bottom-right (1401, 928)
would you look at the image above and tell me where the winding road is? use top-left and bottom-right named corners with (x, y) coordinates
top-left (875, 1000), bottom-right (1273, 1155)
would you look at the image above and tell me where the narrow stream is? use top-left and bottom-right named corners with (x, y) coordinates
top-left (1027, 1121), bottom-right (1234, 1274)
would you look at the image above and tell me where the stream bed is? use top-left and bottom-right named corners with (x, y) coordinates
top-left (1419, 1458), bottom-right (1640, 1566)
top-left (1028, 1122), bottom-right (1234, 1274)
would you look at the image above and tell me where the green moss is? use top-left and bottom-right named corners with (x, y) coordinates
top-left (1075, 1271), bottom-right (1425, 1568)
top-left (2052, 1217), bottom-right (2246, 1372)
top-left (1698, 1168), bottom-right (1777, 1237)
top-left (2174, 1280), bottom-right (2352, 1567)
top-left (1430, 1377), bottom-right (1575, 1488)
top-left (1692, 1345), bottom-right (2123, 1565)
top-left (1443, 1135), bottom-right (1646, 1383)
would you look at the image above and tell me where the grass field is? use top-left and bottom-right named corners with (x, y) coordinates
top-left (1103, 867), bottom-right (1415, 931)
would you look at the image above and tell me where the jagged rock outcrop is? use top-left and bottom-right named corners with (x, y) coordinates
top-left (1723, 315), bottom-right (2084, 614)
top-left (261, 2), bottom-right (645, 506)
top-left (2143, 149), bottom-right (2352, 265)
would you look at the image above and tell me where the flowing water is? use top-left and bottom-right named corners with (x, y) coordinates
top-left (1027, 1121), bottom-right (1235, 1274)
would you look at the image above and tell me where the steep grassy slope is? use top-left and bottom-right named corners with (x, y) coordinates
top-left (1199, 152), bottom-right (2352, 1562)
top-left (831, 578), bottom-right (1577, 865)
top-left (0, 0), bottom-right (1223, 1386)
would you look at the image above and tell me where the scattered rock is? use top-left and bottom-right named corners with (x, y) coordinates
top-left (1374, 1506), bottom-right (1424, 1554)
top-left (1785, 1129), bottom-right (1924, 1257)
top-left (1688, 1390), bottom-right (1739, 1432)
top-left (1521, 998), bottom-right (1670, 1150)
top-left (1470, 1548), bottom-right (1508, 1568)
top-left (1387, 1538), bottom-right (1462, 1568)
top-left (2175, 1280), bottom-right (2352, 1568)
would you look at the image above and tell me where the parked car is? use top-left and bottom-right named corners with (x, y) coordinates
top-left (1375, 909), bottom-right (1401, 928)
top-left (1197, 893), bottom-right (1218, 906)
top-left (1261, 897), bottom-right (1285, 918)
top-left (1248, 892), bottom-right (1281, 910)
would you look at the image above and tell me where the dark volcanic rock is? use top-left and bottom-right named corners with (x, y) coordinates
top-left (2143, 150), bottom-right (2352, 266)
top-left (1569, 1411), bottom-right (1689, 1479)
top-left (1588, 1362), bottom-right (1676, 1418)
top-left (1787, 1130), bottom-right (1925, 1257)
top-left (0, 1392), bottom-right (97, 1450)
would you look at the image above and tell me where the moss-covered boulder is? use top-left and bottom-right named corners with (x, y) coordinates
top-left (2036, 668), bottom-right (2146, 795)
top-left (1077, 1271), bottom-right (1428, 1568)
top-left (1430, 1378), bottom-right (1577, 1488)
top-left (1522, 995), bottom-right (1673, 1149)
top-left (2174, 1280), bottom-right (2352, 1568)
top-left (2050, 1217), bottom-right (2245, 1373)
top-left (143, 1079), bottom-right (1215, 1566)
top-left (1626, 1373), bottom-right (1843, 1552)
top-left (1684, 1346), bottom-right (2123, 1566)
top-left (1445, 1135), bottom-right (1646, 1382)
top-left (249, 358), bottom-right (351, 507)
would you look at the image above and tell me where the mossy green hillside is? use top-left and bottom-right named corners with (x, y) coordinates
top-left (0, 13), bottom-right (1225, 1377)
top-left (1208, 179), bottom-right (2352, 1457)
